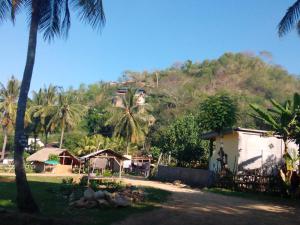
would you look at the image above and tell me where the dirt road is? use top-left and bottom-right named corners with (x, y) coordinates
top-left (114, 178), bottom-right (300, 225)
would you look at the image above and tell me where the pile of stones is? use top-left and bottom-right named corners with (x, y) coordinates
top-left (69, 185), bottom-right (146, 209)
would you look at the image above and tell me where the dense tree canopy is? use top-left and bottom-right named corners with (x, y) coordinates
top-left (198, 93), bottom-right (238, 133)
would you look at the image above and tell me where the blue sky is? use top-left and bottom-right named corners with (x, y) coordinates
top-left (0, 0), bottom-right (300, 91)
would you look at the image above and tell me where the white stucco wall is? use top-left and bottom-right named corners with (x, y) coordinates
top-left (209, 131), bottom-right (299, 173)
top-left (209, 132), bottom-right (239, 172)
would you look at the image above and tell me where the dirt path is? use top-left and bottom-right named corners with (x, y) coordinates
top-left (115, 178), bottom-right (300, 225)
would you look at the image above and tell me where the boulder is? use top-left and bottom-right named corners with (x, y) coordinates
top-left (70, 197), bottom-right (87, 208)
top-left (97, 199), bottom-right (110, 207)
top-left (94, 190), bottom-right (105, 200)
top-left (85, 200), bottom-right (98, 209)
top-left (84, 188), bottom-right (95, 201)
top-left (103, 191), bottom-right (112, 202)
top-left (113, 195), bottom-right (131, 207)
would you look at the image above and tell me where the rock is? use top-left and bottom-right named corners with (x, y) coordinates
top-left (97, 199), bottom-right (110, 207)
top-left (173, 180), bottom-right (182, 186)
top-left (84, 187), bottom-right (95, 201)
top-left (103, 191), bottom-right (112, 201)
top-left (94, 190), bottom-right (105, 200)
top-left (70, 197), bottom-right (87, 208)
top-left (70, 197), bottom-right (98, 209)
top-left (85, 200), bottom-right (98, 209)
top-left (113, 195), bottom-right (131, 207)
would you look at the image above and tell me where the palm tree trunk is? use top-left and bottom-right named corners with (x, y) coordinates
top-left (14, 0), bottom-right (41, 213)
top-left (44, 130), bottom-right (48, 145)
top-left (126, 138), bottom-right (129, 155)
top-left (59, 120), bottom-right (65, 149)
top-left (1, 127), bottom-right (8, 161)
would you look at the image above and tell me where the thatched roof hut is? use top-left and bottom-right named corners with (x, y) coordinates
top-left (80, 149), bottom-right (129, 162)
top-left (80, 149), bottom-right (129, 180)
top-left (27, 147), bottom-right (80, 166)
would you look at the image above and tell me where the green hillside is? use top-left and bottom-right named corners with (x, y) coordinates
top-left (119, 52), bottom-right (300, 129)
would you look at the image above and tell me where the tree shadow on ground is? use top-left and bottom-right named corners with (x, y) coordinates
top-left (0, 177), bottom-right (168, 225)
top-left (112, 190), bottom-right (300, 225)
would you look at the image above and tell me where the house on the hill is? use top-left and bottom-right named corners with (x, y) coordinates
top-left (203, 127), bottom-right (299, 174)
top-left (27, 147), bottom-right (80, 173)
top-left (112, 88), bottom-right (146, 107)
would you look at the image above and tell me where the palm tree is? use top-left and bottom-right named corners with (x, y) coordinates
top-left (0, 1), bottom-right (105, 212)
top-left (278, 0), bottom-right (300, 36)
top-left (108, 89), bottom-right (152, 155)
top-left (47, 93), bottom-right (85, 149)
top-left (0, 76), bottom-right (20, 160)
top-left (31, 85), bottom-right (58, 144)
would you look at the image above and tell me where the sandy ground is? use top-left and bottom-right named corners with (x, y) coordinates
top-left (1, 174), bottom-right (300, 225)
top-left (114, 178), bottom-right (300, 225)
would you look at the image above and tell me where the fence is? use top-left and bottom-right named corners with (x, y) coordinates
top-left (156, 165), bottom-right (214, 187)
top-left (215, 173), bottom-right (283, 194)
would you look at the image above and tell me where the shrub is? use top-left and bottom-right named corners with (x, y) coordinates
top-left (48, 154), bottom-right (59, 161)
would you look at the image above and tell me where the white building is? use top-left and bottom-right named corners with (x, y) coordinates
top-left (203, 127), bottom-right (298, 173)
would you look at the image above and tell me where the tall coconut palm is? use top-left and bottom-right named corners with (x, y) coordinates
top-left (278, 0), bottom-right (300, 36)
top-left (108, 89), bottom-right (152, 155)
top-left (0, 76), bottom-right (20, 160)
top-left (0, 1), bottom-right (105, 212)
top-left (47, 93), bottom-right (86, 149)
top-left (31, 85), bottom-right (58, 144)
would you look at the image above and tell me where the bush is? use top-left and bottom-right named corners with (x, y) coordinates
top-left (48, 154), bottom-right (59, 161)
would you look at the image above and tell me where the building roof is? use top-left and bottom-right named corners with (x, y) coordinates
top-left (26, 147), bottom-right (65, 162)
top-left (80, 149), bottom-right (129, 161)
top-left (202, 127), bottom-right (270, 140)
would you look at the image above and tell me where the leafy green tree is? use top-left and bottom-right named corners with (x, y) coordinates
top-left (0, 76), bottom-right (20, 160)
top-left (84, 106), bottom-right (112, 136)
top-left (48, 93), bottom-right (86, 149)
top-left (278, 1), bottom-right (300, 36)
top-left (157, 114), bottom-right (208, 167)
top-left (198, 93), bottom-right (238, 133)
top-left (0, 0), bottom-right (105, 213)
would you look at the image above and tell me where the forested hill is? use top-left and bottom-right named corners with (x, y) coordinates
top-left (112, 52), bottom-right (300, 128)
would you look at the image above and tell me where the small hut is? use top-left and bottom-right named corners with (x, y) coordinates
top-left (80, 149), bottom-right (129, 182)
top-left (26, 147), bottom-right (80, 173)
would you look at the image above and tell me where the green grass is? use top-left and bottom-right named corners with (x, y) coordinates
top-left (204, 187), bottom-right (300, 206)
top-left (0, 176), bottom-right (171, 225)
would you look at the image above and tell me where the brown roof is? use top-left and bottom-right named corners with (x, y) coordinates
top-left (80, 149), bottom-right (129, 161)
top-left (26, 147), bottom-right (65, 162)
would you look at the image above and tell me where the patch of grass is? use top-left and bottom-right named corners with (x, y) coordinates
top-left (0, 176), bottom-right (171, 225)
top-left (204, 187), bottom-right (300, 206)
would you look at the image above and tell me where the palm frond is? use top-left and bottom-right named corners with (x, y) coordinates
top-left (73, 0), bottom-right (105, 30)
top-left (39, 0), bottom-right (63, 41)
top-left (250, 104), bottom-right (279, 130)
top-left (0, 0), bottom-right (11, 22)
top-left (278, 0), bottom-right (300, 36)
